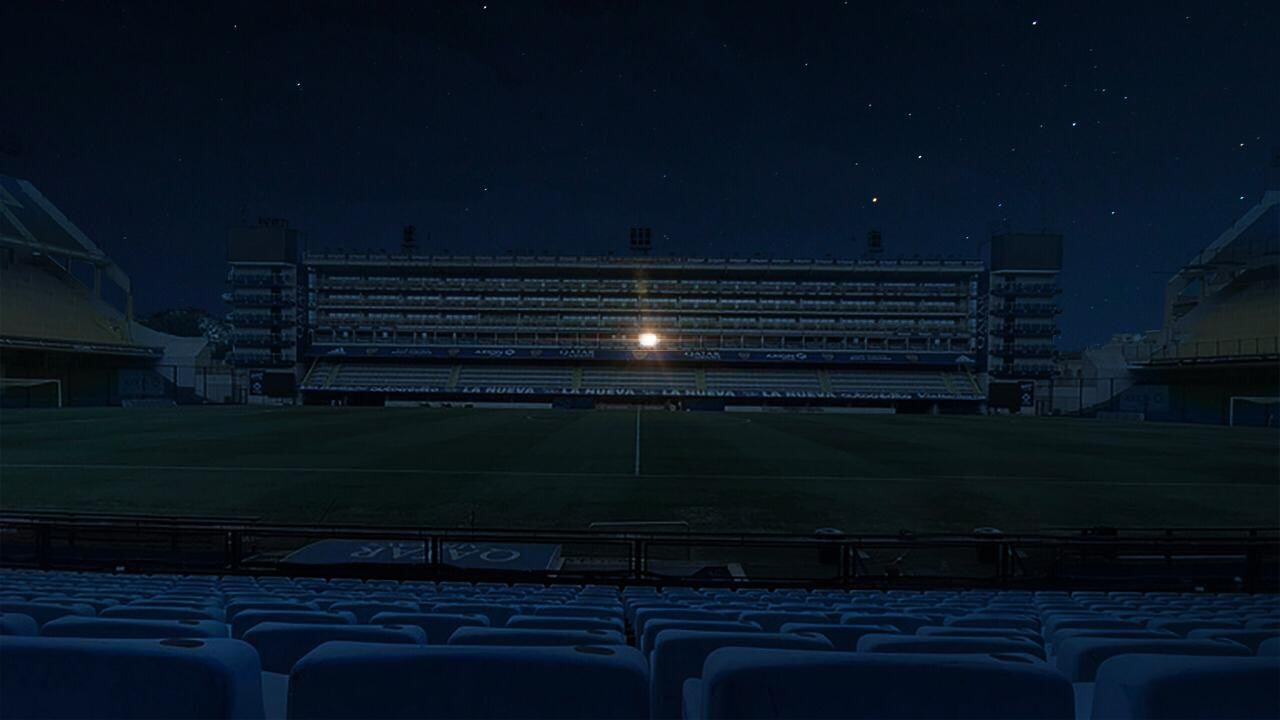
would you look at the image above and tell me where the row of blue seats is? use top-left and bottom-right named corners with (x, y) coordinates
top-left (2, 632), bottom-right (1278, 719)
top-left (2, 570), bottom-right (1279, 719)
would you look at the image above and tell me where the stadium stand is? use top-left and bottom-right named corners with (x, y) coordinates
top-left (1067, 184), bottom-right (1279, 423)
top-left (0, 568), bottom-right (1277, 719)
top-left (0, 174), bottom-right (171, 406)
top-left (287, 254), bottom-right (989, 410)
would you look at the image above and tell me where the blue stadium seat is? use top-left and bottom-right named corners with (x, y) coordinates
top-left (944, 613), bottom-right (1041, 632)
top-left (640, 620), bottom-right (761, 655)
top-left (533, 604), bottom-right (624, 621)
top-left (29, 595), bottom-right (120, 612)
top-left (1185, 628), bottom-right (1280, 652)
top-left (684, 648), bottom-right (1073, 719)
top-left (231, 610), bottom-right (357, 639)
top-left (1257, 637), bottom-right (1280, 656)
top-left (736, 610), bottom-right (831, 632)
top-left (287, 642), bottom-right (647, 719)
top-left (226, 600), bottom-right (321, 620)
top-left (41, 616), bottom-right (229, 639)
top-left (448, 627), bottom-right (626, 646)
top-left (0, 636), bottom-right (264, 719)
top-left (918, 626), bottom-right (1042, 643)
top-left (324, 601), bottom-right (419, 623)
top-left (837, 612), bottom-right (934, 633)
top-left (0, 600), bottom-right (95, 627)
top-left (0, 612), bottom-right (38, 636)
top-left (428, 603), bottom-right (522, 626)
top-left (858, 633), bottom-right (1046, 659)
top-left (634, 609), bottom-right (737, 637)
top-left (102, 605), bottom-right (224, 623)
top-left (1053, 637), bottom-right (1253, 681)
top-left (1091, 655), bottom-right (1280, 720)
top-left (779, 623), bottom-right (899, 651)
top-left (1146, 618), bottom-right (1244, 636)
top-left (242, 622), bottom-right (425, 673)
top-left (1048, 628), bottom-right (1178, 644)
top-left (648, 630), bottom-right (833, 719)
top-left (505, 614), bottom-right (624, 633)
top-left (368, 611), bottom-right (488, 644)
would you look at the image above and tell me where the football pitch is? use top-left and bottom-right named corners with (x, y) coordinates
top-left (0, 406), bottom-right (1277, 534)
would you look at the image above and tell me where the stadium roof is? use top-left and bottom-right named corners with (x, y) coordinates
top-left (0, 174), bottom-right (132, 293)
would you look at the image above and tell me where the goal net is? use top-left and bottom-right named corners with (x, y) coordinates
top-left (0, 378), bottom-right (63, 408)
top-left (1229, 396), bottom-right (1280, 427)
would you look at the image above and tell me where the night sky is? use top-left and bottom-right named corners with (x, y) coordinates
top-left (4, 1), bottom-right (1277, 348)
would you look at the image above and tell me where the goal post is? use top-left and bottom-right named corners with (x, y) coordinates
top-left (1228, 396), bottom-right (1280, 427)
top-left (0, 378), bottom-right (63, 408)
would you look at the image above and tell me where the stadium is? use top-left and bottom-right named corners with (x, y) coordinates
top-left (2, 3), bottom-right (1279, 714)
top-left (3, 167), bottom-right (1279, 718)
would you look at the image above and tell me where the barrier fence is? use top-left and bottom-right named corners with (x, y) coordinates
top-left (1036, 375), bottom-right (1279, 425)
top-left (1, 513), bottom-right (1276, 592)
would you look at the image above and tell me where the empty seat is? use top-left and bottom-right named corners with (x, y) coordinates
top-left (232, 610), bottom-right (356, 639)
top-left (918, 626), bottom-right (1042, 643)
top-left (368, 612), bottom-right (488, 644)
top-left (1091, 655), bottom-right (1280, 720)
top-left (505, 615), bottom-right (624, 633)
top-left (1146, 618), bottom-right (1244, 636)
top-left (685, 647), bottom-right (1073, 719)
top-left (736, 611), bottom-right (830, 633)
top-left (838, 613), bottom-right (933, 633)
top-left (428, 603), bottom-right (522, 627)
top-left (0, 612), bottom-right (38, 636)
top-left (1049, 628), bottom-right (1178, 644)
top-left (448, 627), bottom-right (626, 646)
top-left (0, 601), bottom-right (94, 628)
top-left (41, 616), bottom-right (229, 639)
top-left (1054, 637), bottom-right (1253, 682)
top-left (242, 622), bottom-right (425, 674)
top-left (648, 630), bottom-right (833, 719)
top-left (857, 633), bottom-right (1046, 659)
top-left (533, 605), bottom-right (624, 621)
top-left (0, 636), bottom-right (263, 719)
top-left (945, 614), bottom-right (1040, 632)
top-left (640, 620), bottom-right (761, 655)
top-left (1185, 628), bottom-right (1280, 652)
top-left (324, 601), bottom-right (418, 623)
top-left (634, 609), bottom-right (736, 637)
top-left (101, 605), bottom-right (224, 623)
top-left (287, 642), bottom-right (647, 719)
top-left (226, 600), bottom-right (320, 620)
top-left (779, 623), bottom-right (898, 651)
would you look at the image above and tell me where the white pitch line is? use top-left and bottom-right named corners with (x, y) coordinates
top-left (0, 463), bottom-right (1273, 487)
top-left (634, 407), bottom-right (642, 477)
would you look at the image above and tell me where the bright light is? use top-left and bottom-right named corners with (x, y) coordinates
top-left (638, 332), bottom-right (660, 348)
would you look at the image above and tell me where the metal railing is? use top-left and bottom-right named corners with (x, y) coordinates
top-left (1, 512), bottom-right (1275, 591)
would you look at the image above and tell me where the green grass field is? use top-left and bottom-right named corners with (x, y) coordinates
top-left (0, 406), bottom-right (1276, 534)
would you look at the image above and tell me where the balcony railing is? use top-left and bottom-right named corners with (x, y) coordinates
top-left (990, 284), bottom-right (1061, 298)
top-left (990, 345), bottom-right (1057, 358)
top-left (1129, 336), bottom-right (1280, 363)
top-left (994, 323), bottom-right (1060, 338)
top-left (228, 274), bottom-right (293, 288)
top-left (989, 304), bottom-right (1062, 318)
top-left (230, 295), bottom-right (295, 308)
